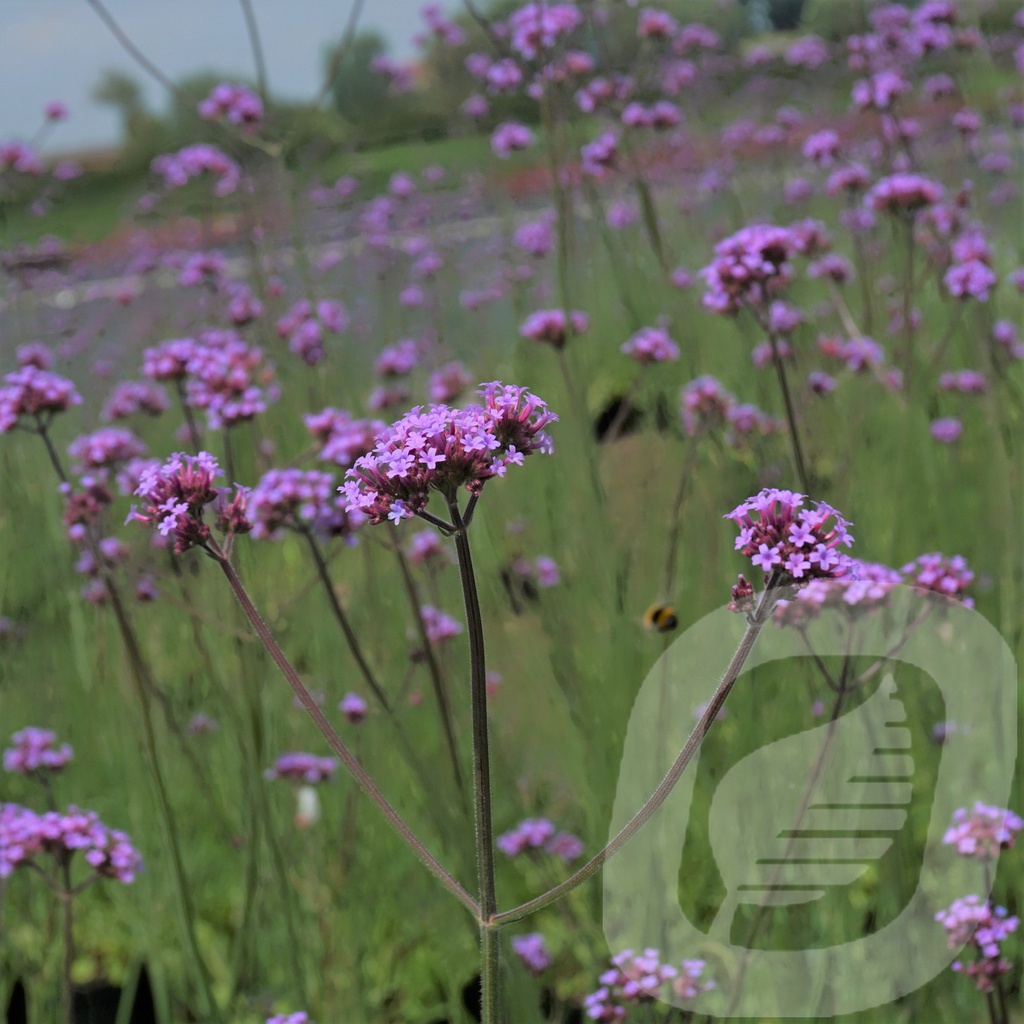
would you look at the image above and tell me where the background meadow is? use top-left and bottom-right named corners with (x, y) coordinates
top-left (2, 0), bottom-right (1024, 1021)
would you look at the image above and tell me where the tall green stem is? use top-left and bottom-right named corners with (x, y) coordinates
top-left (59, 860), bottom-right (74, 1024)
top-left (450, 501), bottom-right (499, 1023)
top-left (766, 329), bottom-right (811, 494)
top-left (390, 536), bottom-right (468, 804)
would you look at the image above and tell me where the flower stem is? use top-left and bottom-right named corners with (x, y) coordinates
top-left (662, 433), bottom-right (701, 597)
top-left (389, 534), bottom-right (468, 806)
top-left (303, 530), bottom-right (390, 711)
top-left (59, 859), bottom-right (74, 1024)
top-left (449, 500), bottom-right (499, 1023)
top-left (492, 574), bottom-right (783, 927)
top-left (207, 541), bottom-right (480, 918)
top-left (767, 330), bottom-right (811, 493)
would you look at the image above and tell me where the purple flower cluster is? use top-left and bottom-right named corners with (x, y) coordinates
top-left (585, 949), bottom-right (713, 1020)
top-left (249, 468), bottom-right (361, 540)
top-left (773, 559), bottom-right (903, 627)
top-left (866, 173), bottom-right (944, 215)
top-left (497, 817), bottom-right (582, 861)
top-left (339, 693), bottom-right (368, 724)
top-left (0, 365), bottom-right (82, 433)
top-left (184, 333), bottom-right (277, 429)
top-left (276, 299), bottom-right (349, 367)
top-left (420, 605), bottom-right (463, 645)
top-left (151, 144), bottom-right (241, 197)
top-left (306, 408), bottom-right (385, 469)
top-left (621, 326), bottom-right (679, 364)
top-left (69, 427), bottom-right (147, 472)
top-left (265, 753), bottom-right (337, 785)
top-left (428, 362), bottom-right (473, 404)
top-left (511, 932), bottom-right (551, 974)
top-left (3, 728), bottom-right (73, 776)
top-left (198, 82), bottom-right (263, 126)
top-left (0, 141), bottom-right (43, 174)
top-left (128, 451), bottom-right (245, 554)
top-left (375, 338), bottom-right (420, 378)
top-left (507, 3), bottom-right (581, 60)
top-left (802, 129), bottom-right (841, 166)
top-left (726, 489), bottom-right (854, 584)
top-left (266, 1013), bottom-right (311, 1024)
top-left (341, 383), bottom-right (557, 526)
top-left (701, 224), bottom-right (797, 314)
top-left (943, 803), bottom-right (1023, 860)
top-left (491, 122), bottom-right (535, 159)
top-left (510, 555), bottom-right (560, 589)
top-left (900, 552), bottom-right (974, 605)
top-left (935, 896), bottom-right (1019, 993)
top-left (0, 803), bottom-right (142, 882)
top-left (581, 131), bottom-right (619, 177)
top-left (102, 380), bottom-right (169, 422)
top-left (678, 376), bottom-right (780, 445)
top-left (520, 309), bottom-right (589, 349)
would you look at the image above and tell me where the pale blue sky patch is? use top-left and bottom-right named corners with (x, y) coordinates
top-left (0, 0), bottom-right (458, 154)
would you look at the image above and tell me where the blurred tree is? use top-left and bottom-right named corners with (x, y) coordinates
top-left (91, 69), bottom-right (168, 170)
top-left (326, 31), bottom-right (397, 134)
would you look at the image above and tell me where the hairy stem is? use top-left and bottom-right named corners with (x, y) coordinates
top-left (390, 536), bottom-right (468, 805)
top-left (492, 574), bottom-right (783, 926)
top-left (450, 501), bottom-right (499, 1023)
top-left (208, 542), bottom-right (479, 918)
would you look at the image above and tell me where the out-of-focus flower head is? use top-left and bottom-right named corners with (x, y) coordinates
top-left (3, 728), bottom-right (73, 776)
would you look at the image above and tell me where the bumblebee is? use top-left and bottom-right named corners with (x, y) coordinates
top-left (643, 604), bottom-right (678, 633)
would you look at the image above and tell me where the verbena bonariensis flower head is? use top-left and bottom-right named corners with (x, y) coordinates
top-left (342, 384), bottom-right (557, 526)
top-left (680, 375), bottom-right (736, 436)
top-left (185, 332), bottom-right (278, 429)
top-left (491, 122), bottom-right (535, 158)
top-left (197, 82), bottom-right (264, 127)
top-left (621, 326), bottom-right (680, 364)
top-left (3, 728), bottom-right (73, 776)
top-left (507, 3), bottom-right (582, 60)
top-left (339, 693), bottom-right (368, 724)
top-left (900, 552), bottom-right (973, 606)
top-left (306, 409), bottom-right (385, 469)
top-left (249, 468), bottom-right (362, 540)
top-left (102, 380), bottom-right (169, 422)
top-left (943, 803), bottom-right (1023, 859)
top-left (0, 803), bottom-right (142, 882)
top-left (585, 949), bottom-right (713, 1019)
top-left (151, 144), bottom-right (241, 197)
top-left (520, 309), bottom-right (589, 350)
top-left (129, 451), bottom-right (243, 554)
top-left (266, 1014), bottom-right (311, 1024)
top-left (866, 173), bottom-right (944, 216)
top-left (497, 817), bottom-right (582, 861)
top-left (935, 896), bottom-right (1019, 992)
top-left (0, 366), bottom-right (81, 433)
top-left (726, 489), bottom-right (854, 585)
top-left (773, 559), bottom-right (902, 627)
top-left (512, 932), bottom-right (551, 974)
top-left (265, 753), bottom-right (337, 785)
top-left (701, 224), bottom-right (797, 315)
top-left (69, 427), bottom-right (147, 473)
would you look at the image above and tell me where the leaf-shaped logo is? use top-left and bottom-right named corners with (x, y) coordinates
top-left (601, 587), bottom-right (1017, 1017)
top-left (707, 675), bottom-right (911, 943)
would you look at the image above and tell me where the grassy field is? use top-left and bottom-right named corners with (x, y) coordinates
top-left (2, 6), bottom-right (1024, 1024)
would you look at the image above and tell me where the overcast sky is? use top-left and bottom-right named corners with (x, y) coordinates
top-left (1, 0), bottom-right (458, 154)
